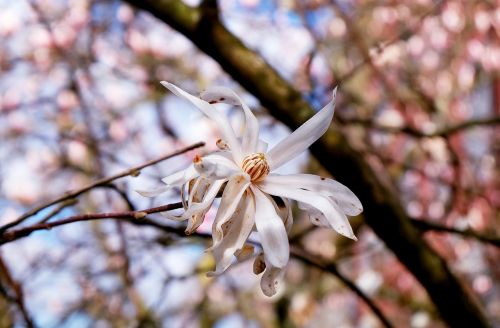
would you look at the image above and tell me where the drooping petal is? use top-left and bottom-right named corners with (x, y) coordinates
top-left (260, 261), bottom-right (285, 297)
top-left (200, 86), bottom-right (260, 155)
top-left (210, 173), bottom-right (251, 249)
top-left (208, 193), bottom-right (255, 276)
top-left (252, 186), bottom-right (289, 269)
top-left (268, 196), bottom-right (294, 233)
top-left (258, 181), bottom-right (357, 240)
top-left (193, 154), bottom-right (239, 180)
top-left (184, 179), bottom-right (226, 234)
top-left (161, 81), bottom-right (243, 163)
top-left (262, 173), bottom-right (363, 216)
top-left (266, 88), bottom-right (337, 170)
top-left (160, 164), bottom-right (199, 187)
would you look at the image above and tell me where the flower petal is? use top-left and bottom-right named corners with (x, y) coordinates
top-left (193, 154), bottom-right (239, 180)
top-left (208, 193), bottom-right (255, 276)
top-left (260, 262), bottom-right (285, 297)
top-left (161, 81), bottom-right (243, 163)
top-left (210, 173), bottom-right (251, 249)
top-left (252, 186), bottom-right (290, 268)
top-left (269, 196), bottom-right (293, 233)
top-left (258, 181), bottom-right (357, 240)
top-left (161, 164), bottom-right (199, 187)
top-left (266, 88), bottom-right (337, 170)
top-left (262, 173), bottom-right (362, 216)
top-left (200, 86), bottom-right (260, 155)
top-left (135, 185), bottom-right (171, 197)
top-left (184, 179), bottom-right (225, 234)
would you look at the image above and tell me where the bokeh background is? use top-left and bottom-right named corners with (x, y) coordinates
top-left (0, 0), bottom-right (499, 327)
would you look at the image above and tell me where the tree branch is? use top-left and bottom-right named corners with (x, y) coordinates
top-left (0, 142), bottom-right (204, 234)
top-left (291, 246), bottom-right (394, 328)
top-left (120, 1), bottom-right (490, 326)
top-left (340, 117), bottom-right (500, 138)
top-left (412, 219), bottom-right (500, 248)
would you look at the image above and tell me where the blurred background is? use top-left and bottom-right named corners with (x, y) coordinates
top-left (0, 0), bottom-right (499, 327)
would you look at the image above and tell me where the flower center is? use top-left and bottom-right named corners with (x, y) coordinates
top-left (242, 153), bottom-right (270, 182)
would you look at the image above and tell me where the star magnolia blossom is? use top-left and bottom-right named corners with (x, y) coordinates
top-left (140, 82), bottom-right (363, 296)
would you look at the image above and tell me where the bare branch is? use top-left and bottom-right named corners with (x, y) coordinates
top-left (412, 219), bottom-right (500, 248)
top-left (290, 246), bottom-right (394, 328)
top-left (0, 142), bottom-right (204, 233)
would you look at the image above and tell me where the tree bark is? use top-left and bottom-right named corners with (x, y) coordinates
top-left (122, 1), bottom-right (490, 326)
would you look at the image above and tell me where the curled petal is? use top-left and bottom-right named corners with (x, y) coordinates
top-left (208, 193), bottom-right (255, 276)
top-left (262, 173), bottom-right (362, 216)
top-left (252, 187), bottom-right (289, 269)
top-left (210, 173), bottom-right (251, 250)
top-left (184, 179), bottom-right (225, 234)
top-left (193, 154), bottom-right (239, 180)
top-left (258, 182), bottom-right (357, 240)
top-left (266, 88), bottom-right (337, 170)
top-left (161, 164), bottom-right (199, 187)
top-left (161, 81), bottom-right (243, 163)
top-left (200, 86), bottom-right (259, 155)
top-left (260, 262), bottom-right (285, 297)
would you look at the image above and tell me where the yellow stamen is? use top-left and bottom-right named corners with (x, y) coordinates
top-left (242, 153), bottom-right (270, 182)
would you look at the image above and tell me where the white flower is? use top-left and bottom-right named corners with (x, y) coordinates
top-left (139, 82), bottom-right (363, 296)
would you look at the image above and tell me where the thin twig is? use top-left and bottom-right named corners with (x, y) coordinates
top-left (412, 219), bottom-right (500, 248)
top-left (0, 203), bottom-right (185, 245)
top-left (290, 246), bottom-right (394, 328)
top-left (340, 117), bottom-right (500, 138)
top-left (0, 142), bottom-right (204, 233)
top-left (0, 255), bottom-right (34, 327)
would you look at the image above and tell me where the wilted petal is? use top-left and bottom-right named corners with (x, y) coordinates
top-left (200, 86), bottom-right (259, 155)
top-left (262, 173), bottom-right (362, 216)
top-left (161, 164), bottom-right (199, 187)
top-left (252, 187), bottom-right (289, 268)
top-left (298, 202), bottom-right (331, 227)
top-left (193, 154), bottom-right (239, 180)
top-left (270, 196), bottom-right (293, 233)
top-left (184, 179), bottom-right (225, 234)
top-left (161, 81), bottom-right (243, 163)
top-left (258, 182), bottom-right (357, 240)
top-left (266, 88), bottom-right (337, 170)
top-left (260, 262), bottom-right (285, 297)
top-left (211, 173), bottom-right (251, 249)
top-left (208, 193), bottom-right (255, 275)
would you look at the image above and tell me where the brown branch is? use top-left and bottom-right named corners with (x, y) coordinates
top-left (0, 255), bottom-right (34, 327)
top-left (0, 142), bottom-right (204, 233)
top-left (290, 246), bottom-right (394, 328)
top-left (340, 117), bottom-right (500, 138)
top-left (412, 219), bottom-right (500, 248)
top-left (0, 203), bottom-right (185, 245)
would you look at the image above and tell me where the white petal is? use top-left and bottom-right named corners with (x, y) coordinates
top-left (208, 193), bottom-right (255, 276)
top-left (257, 139), bottom-right (268, 153)
top-left (135, 185), bottom-right (171, 197)
top-left (193, 154), bottom-right (240, 180)
top-left (161, 81), bottom-right (243, 163)
top-left (260, 263), bottom-right (285, 297)
top-left (262, 173), bottom-right (363, 216)
top-left (266, 88), bottom-right (337, 170)
top-left (210, 173), bottom-right (251, 249)
top-left (184, 179), bottom-right (225, 234)
top-left (161, 164), bottom-right (199, 187)
top-left (252, 186), bottom-right (289, 268)
top-left (258, 181), bottom-right (357, 240)
top-left (200, 86), bottom-right (259, 155)
top-left (269, 196), bottom-right (294, 233)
